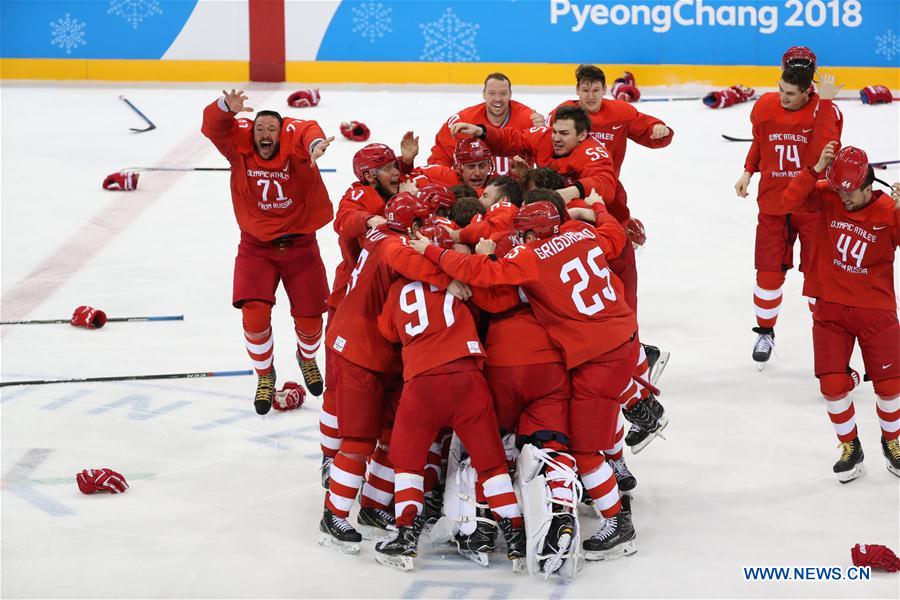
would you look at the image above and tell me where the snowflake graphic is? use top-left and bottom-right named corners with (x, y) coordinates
top-left (875, 29), bottom-right (899, 62)
top-left (352, 1), bottom-right (392, 43)
top-left (108, 0), bottom-right (163, 29)
top-left (419, 8), bottom-right (479, 62)
top-left (50, 13), bottom-right (86, 55)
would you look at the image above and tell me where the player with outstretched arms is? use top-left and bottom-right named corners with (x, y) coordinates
top-left (201, 89), bottom-right (333, 414)
top-left (780, 140), bottom-right (900, 482)
top-left (428, 72), bottom-right (544, 176)
top-left (733, 48), bottom-right (844, 366)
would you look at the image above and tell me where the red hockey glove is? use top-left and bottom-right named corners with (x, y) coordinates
top-left (703, 85), bottom-right (755, 109)
top-left (76, 468), bottom-right (129, 494)
top-left (70, 305), bottom-right (108, 329)
top-left (287, 89), bottom-right (321, 108)
top-left (611, 79), bottom-right (641, 102)
top-left (273, 381), bottom-right (305, 411)
top-left (851, 544), bottom-right (900, 572)
top-left (625, 218), bottom-right (646, 247)
top-left (102, 172), bottom-right (139, 191)
top-left (859, 85), bottom-right (893, 105)
top-left (340, 121), bottom-right (371, 142)
top-left (418, 225), bottom-right (455, 250)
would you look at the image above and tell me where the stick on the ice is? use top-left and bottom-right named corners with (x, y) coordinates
top-left (120, 166), bottom-right (337, 173)
top-left (871, 160), bottom-right (899, 169)
top-left (0, 315), bottom-right (184, 325)
top-left (119, 95), bottom-right (157, 133)
top-left (721, 134), bottom-right (753, 142)
top-left (0, 370), bottom-right (253, 388)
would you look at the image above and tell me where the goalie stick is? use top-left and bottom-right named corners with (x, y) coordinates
top-left (1, 315), bottom-right (184, 325)
top-left (0, 369), bottom-right (253, 388)
top-left (119, 95), bottom-right (156, 133)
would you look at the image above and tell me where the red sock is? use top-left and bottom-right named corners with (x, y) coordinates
top-left (754, 270), bottom-right (785, 329)
top-left (242, 302), bottom-right (273, 376)
top-left (294, 315), bottom-right (323, 361)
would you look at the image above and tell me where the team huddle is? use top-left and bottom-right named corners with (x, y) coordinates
top-left (201, 49), bottom-right (899, 578)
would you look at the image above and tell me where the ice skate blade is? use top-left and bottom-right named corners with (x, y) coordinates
top-left (457, 547), bottom-right (490, 567)
top-left (583, 539), bottom-right (637, 561)
top-left (540, 533), bottom-right (573, 580)
top-left (357, 523), bottom-right (396, 541)
top-left (319, 533), bottom-right (360, 555)
top-left (511, 557), bottom-right (527, 573)
top-left (649, 350), bottom-right (670, 386)
top-left (836, 462), bottom-right (866, 484)
top-left (887, 463), bottom-right (900, 478)
top-left (375, 552), bottom-right (414, 571)
top-left (630, 416), bottom-right (669, 455)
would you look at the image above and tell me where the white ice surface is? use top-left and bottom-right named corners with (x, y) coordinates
top-left (1, 81), bottom-right (898, 599)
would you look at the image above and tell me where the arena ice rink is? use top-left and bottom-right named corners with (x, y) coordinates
top-left (1, 81), bottom-right (898, 599)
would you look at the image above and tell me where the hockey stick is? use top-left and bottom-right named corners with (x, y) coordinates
top-left (722, 134), bottom-right (753, 142)
top-left (0, 315), bottom-right (184, 325)
top-left (120, 166), bottom-right (337, 173)
top-left (0, 369), bottom-right (253, 388)
top-left (119, 95), bottom-right (156, 133)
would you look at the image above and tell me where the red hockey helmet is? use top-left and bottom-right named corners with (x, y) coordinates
top-left (826, 146), bottom-right (870, 192)
top-left (418, 182), bottom-right (456, 211)
top-left (454, 138), bottom-right (492, 166)
top-left (782, 46), bottom-right (817, 71)
top-left (352, 143), bottom-right (397, 181)
top-left (513, 201), bottom-right (561, 240)
top-left (385, 192), bottom-right (431, 231)
top-left (417, 225), bottom-right (455, 250)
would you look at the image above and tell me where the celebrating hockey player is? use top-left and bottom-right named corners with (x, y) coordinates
top-left (201, 89), bottom-right (333, 414)
top-left (733, 47), bottom-right (843, 366)
top-left (780, 139), bottom-right (900, 482)
top-left (428, 72), bottom-right (544, 175)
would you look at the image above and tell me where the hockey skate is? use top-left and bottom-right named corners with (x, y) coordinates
top-left (583, 495), bottom-right (636, 561)
top-left (319, 507), bottom-right (362, 554)
top-left (642, 344), bottom-right (670, 386)
top-left (421, 485), bottom-right (444, 532)
top-left (254, 369), bottom-right (276, 415)
top-left (296, 350), bottom-right (324, 396)
top-left (454, 507), bottom-right (496, 567)
top-left (880, 437), bottom-right (899, 478)
top-left (539, 513), bottom-right (576, 578)
top-left (498, 517), bottom-right (527, 573)
top-left (375, 516), bottom-right (424, 571)
top-left (833, 437), bottom-right (865, 483)
top-left (607, 456), bottom-right (637, 494)
top-left (320, 455), bottom-right (333, 489)
top-left (624, 395), bottom-right (668, 453)
top-left (357, 507), bottom-right (396, 540)
top-left (752, 327), bottom-right (775, 369)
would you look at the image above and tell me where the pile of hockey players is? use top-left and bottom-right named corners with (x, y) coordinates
top-left (315, 65), bottom-right (673, 579)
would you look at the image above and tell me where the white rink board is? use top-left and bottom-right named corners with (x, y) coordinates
top-left (1, 82), bottom-right (898, 599)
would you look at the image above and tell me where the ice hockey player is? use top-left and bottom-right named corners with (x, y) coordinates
top-left (410, 138), bottom-right (496, 195)
top-left (780, 140), bottom-right (900, 482)
top-left (428, 72), bottom-right (544, 175)
top-left (444, 176), bottom-right (523, 245)
top-left (734, 47), bottom-right (843, 366)
top-left (201, 89), bottom-right (333, 414)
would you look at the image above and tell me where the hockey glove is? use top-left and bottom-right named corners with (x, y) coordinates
top-left (859, 85), bottom-right (893, 105)
top-left (102, 172), bottom-right (139, 191)
top-left (851, 544), bottom-right (900, 572)
top-left (273, 381), bottom-right (305, 411)
top-left (625, 218), bottom-right (646, 247)
top-left (70, 305), bottom-right (108, 329)
top-left (340, 121), bottom-right (371, 142)
top-left (76, 468), bottom-right (129, 494)
top-left (703, 85), bottom-right (755, 109)
top-left (287, 89), bottom-right (321, 108)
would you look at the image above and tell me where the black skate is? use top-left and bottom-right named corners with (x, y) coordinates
top-left (583, 495), bottom-right (636, 561)
top-left (498, 517), bottom-right (527, 573)
top-left (624, 395), bottom-right (668, 453)
top-left (833, 437), bottom-right (865, 483)
top-left (882, 437), bottom-right (900, 478)
top-left (357, 507), bottom-right (396, 540)
top-left (319, 507), bottom-right (362, 554)
top-left (642, 344), bottom-right (670, 386)
top-left (455, 508), bottom-right (497, 567)
top-left (375, 516), bottom-right (424, 571)
top-left (607, 456), bottom-right (637, 494)
top-left (320, 455), bottom-right (333, 489)
top-left (421, 485), bottom-right (444, 532)
top-left (752, 327), bottom-right (775, 368)
top-left (540, 513), bottom-right (576, 578)
top-left (254, 369), bottom-right (276, 415)
top-left (296, 350), bottom-right (324, 396)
